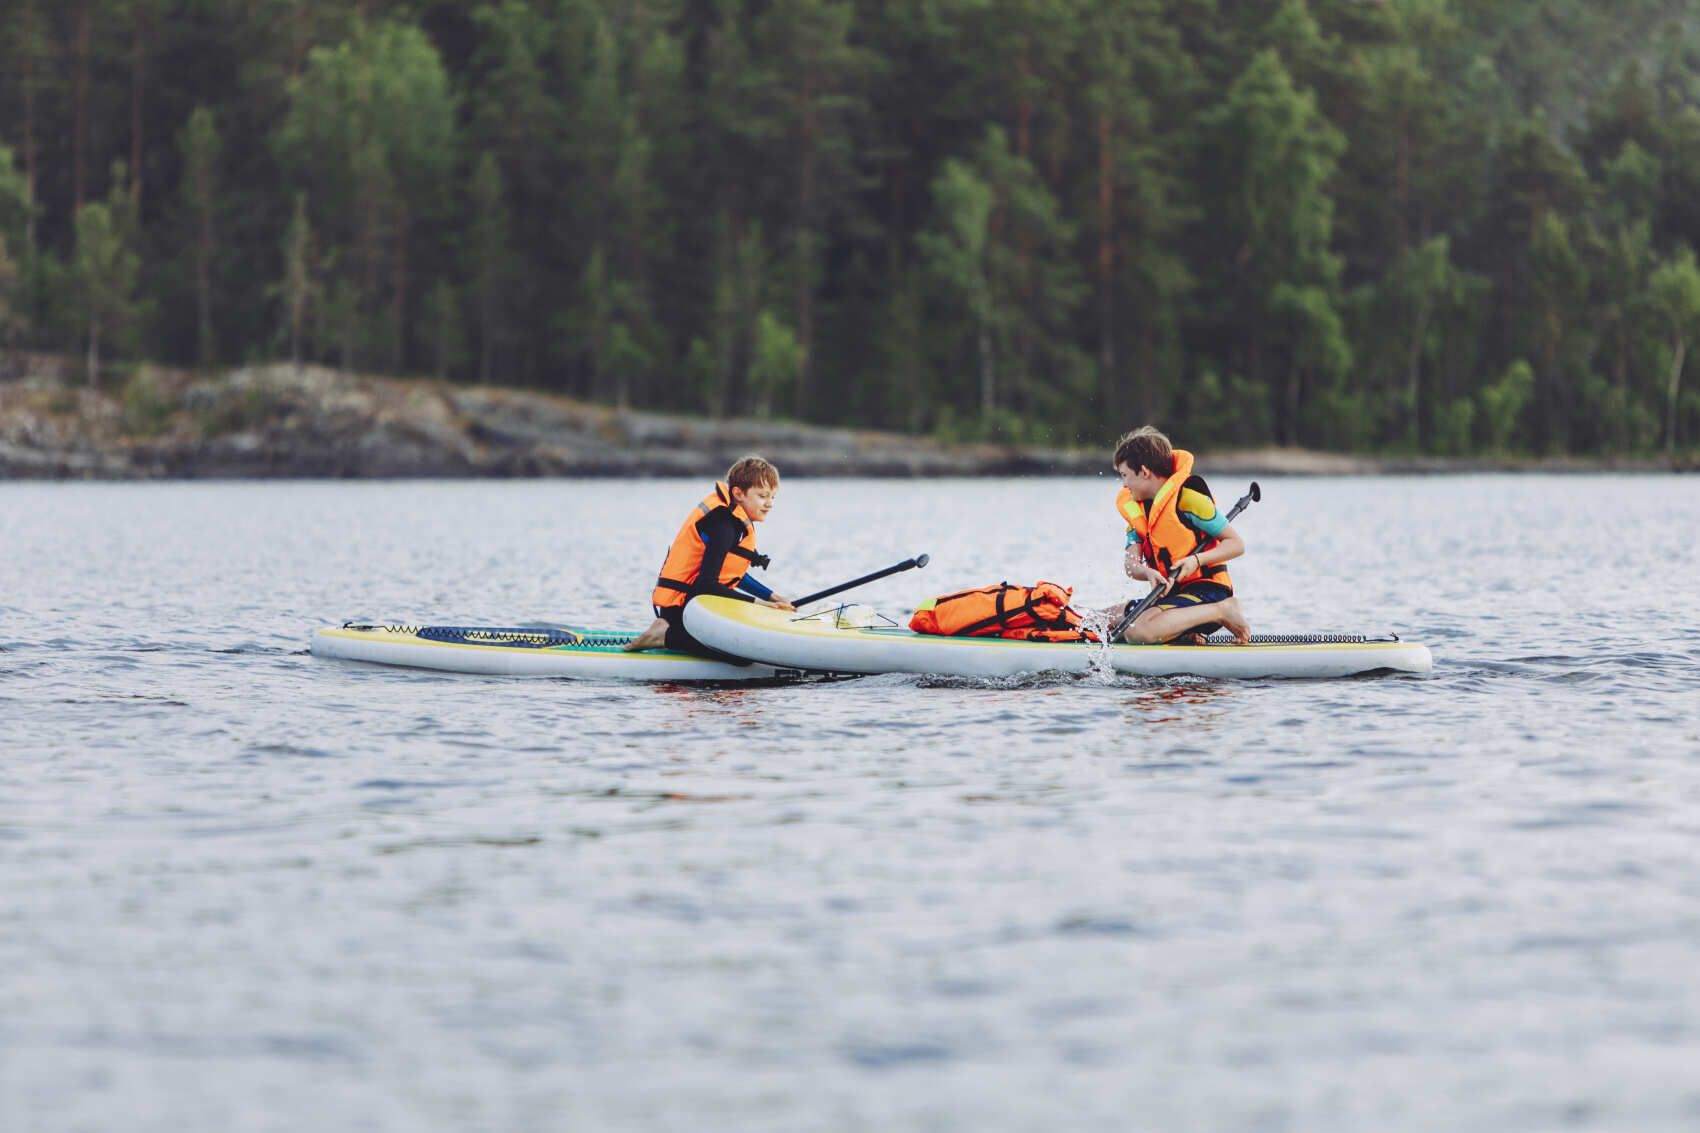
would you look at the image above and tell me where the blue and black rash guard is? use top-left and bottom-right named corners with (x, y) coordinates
top-left (1125, 475), bottom-right (1229, 550)
top-left (692, 509), bottom-right (774, 602)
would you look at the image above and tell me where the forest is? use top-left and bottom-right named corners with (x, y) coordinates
top-left (3, 0), bottom-right (1700, 456)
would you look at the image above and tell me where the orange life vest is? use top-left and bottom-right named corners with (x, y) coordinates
top-left (1115, 448), bottom-right (1233, 591)
top-left (909, 581), bottom-right (1098, 642)
top-left (651, 482), bottom-right (767, 609)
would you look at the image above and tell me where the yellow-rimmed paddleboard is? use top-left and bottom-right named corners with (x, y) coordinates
top-left (309, 623), bottom-right (790, 681)
top-left (685, 596), bottom-right (1432, 680)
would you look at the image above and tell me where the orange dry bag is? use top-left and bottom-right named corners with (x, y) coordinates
top-left (909, 581), bottom-right (1098, 643)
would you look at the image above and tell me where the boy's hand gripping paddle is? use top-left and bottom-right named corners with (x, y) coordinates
top-left (795, 555), bottom-right (929, 608)
top-left (1108, 482), bottom-right (1260, 642)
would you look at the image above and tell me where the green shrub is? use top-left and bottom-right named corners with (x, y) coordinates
top-left (121, 368), bottom-right (175, 437)
top-left (1431, 397), bottom-right (1476, 455)
top-left (1479, 359), bottom-right (1533, 452)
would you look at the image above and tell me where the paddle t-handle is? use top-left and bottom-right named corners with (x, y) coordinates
top-left (795, 554), bottom-right (929, 608)
top-left (1108, 481), bottom-right (1260, 641)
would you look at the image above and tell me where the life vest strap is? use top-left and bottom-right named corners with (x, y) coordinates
top-left (729, 546), bottom-right (770, 569)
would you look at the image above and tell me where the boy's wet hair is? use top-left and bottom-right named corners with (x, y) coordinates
top-left (726, 454), bottom-right (780, 492)
top-left (1113, 426), bottom-right (1176, 477)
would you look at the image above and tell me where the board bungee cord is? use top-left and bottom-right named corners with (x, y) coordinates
top-left (341, 623), bottom-right (593, 648)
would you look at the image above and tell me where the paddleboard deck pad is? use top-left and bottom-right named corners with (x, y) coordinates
top-left (310, 622), bottom-right (791, 681)
top-left (685, 596), bottom-right (1432, 680)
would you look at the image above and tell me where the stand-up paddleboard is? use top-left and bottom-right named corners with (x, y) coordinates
top-left (310, 622), bottom-right (791, 681)
top-left (685, 596), bottom-right (1433, 680)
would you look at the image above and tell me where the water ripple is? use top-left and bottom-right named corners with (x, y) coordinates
top-left (2, 476), bottom-right (1698, 1133)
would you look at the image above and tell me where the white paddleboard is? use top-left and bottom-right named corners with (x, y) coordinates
top-left (685, 596), bottom-right (1433, 680)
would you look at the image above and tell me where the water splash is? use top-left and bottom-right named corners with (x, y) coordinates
top-left (1075, 603), bottom-right (1120, 684)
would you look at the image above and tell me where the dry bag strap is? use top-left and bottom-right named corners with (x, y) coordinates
top-left (950, 584), bottom-right (1014, 636)
top-left (957, 584), bottom-right (1066, 636)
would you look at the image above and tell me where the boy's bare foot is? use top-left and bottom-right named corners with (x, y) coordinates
top-left (623, 617), bottom-right (669, 652)
top-left (1216, 597), bottom-right (1251, 644)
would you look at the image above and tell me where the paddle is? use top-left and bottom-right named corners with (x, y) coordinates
top-left (795, 554), bottom-right (929, 608)
top-left (1107, 482), bottom-right (1261, 642)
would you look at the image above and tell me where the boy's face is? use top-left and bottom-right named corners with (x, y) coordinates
top-left (1116, 462), bottom-right (1163, 500)
top-left (732, 480), bottom-right (779, 522)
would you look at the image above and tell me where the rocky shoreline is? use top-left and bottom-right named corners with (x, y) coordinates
top-left (0, 359), bottom-right (1691, 479)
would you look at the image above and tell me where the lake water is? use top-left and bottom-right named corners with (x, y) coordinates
top-left (2, 474), bottom-right (1699, 1133)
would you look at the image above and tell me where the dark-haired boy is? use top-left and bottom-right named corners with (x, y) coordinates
top-left (1112, 425), bottom-right (1250, 644)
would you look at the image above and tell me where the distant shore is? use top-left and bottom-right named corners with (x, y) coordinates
top-left (1, 358), bottom-right (1692, 480)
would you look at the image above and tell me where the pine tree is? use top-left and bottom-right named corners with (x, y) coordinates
top-left (279, 193), bottom-right (315, 367)
top-left (178, 106), bottom-right (221, 366)
top-left (466, 153), bottom-right (510, 384)
top-left (273, 19), bottom-right (458, 373)
top-left (1198, 49), bottom-right (1347, 444)
top-left (0, 228), bottom-right (19, 363)
top-left (1648, 246), bottom-right (1700, 454)
top-left (749, 0), bottom-right (870, 412)
top-left (73, 197), bottom-right (139, 384)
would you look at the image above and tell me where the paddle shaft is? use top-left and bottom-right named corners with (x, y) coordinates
top-left (795, 554), bottom-right (929, 608)
top-left (1108, 482), bottom-right (1260, 641)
